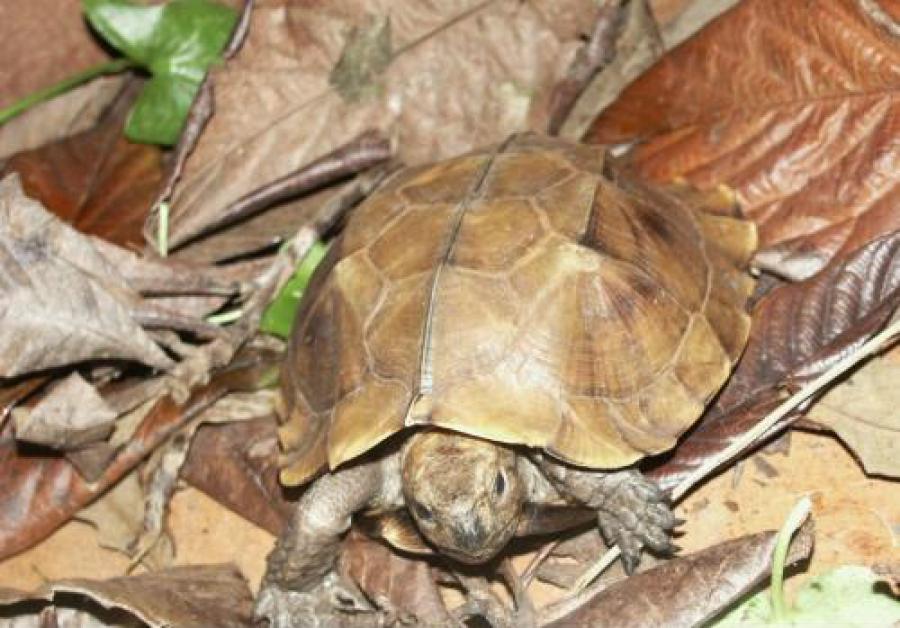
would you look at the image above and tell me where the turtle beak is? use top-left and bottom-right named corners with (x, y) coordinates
top-left (452, 516), bottom-right (489, 558)
top-left (445, 514), bottom-right (515, 564)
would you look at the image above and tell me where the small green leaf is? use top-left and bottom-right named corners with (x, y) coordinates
top-left (712, 566), bottom-right (900, 626)
top-left (83, 0), bottom-right (237, 145)
top-left (261, 242), bottom-right (329, 339)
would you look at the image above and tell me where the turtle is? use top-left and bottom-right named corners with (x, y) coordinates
top-left (256, 133), bottom-right (756, 624)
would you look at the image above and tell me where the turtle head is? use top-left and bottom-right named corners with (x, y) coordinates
top-left (401, 430), bottom-right (524, 564)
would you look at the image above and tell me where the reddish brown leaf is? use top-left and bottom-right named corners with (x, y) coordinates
top-left (3, 84), bottom-right (162, 249)
top-left (0, 352), bottom-right (274, 561)
top-left (650, 230), bottom-right (900, 491)
top-left (156, 0), bottom-right (599, 250)
top-left (585, 0), bottom-right (900, 272)
top-left (182, 415), bottom-right (292, 536)
top-left (540, 524), bottom-right (814, 627)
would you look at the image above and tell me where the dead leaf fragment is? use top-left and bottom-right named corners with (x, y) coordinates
top-left (76, 471), bottom-right (174, 570)
top-left (807, 351), bottom-right (900, 477)
top-left (13, 373), bottom-right (117, 450)
top-left (156, 0), bottom-right (598, 249)
top-left (0, 175), bottom-right (173, 376)
top-left (586, 0), bottom-right (900, 272)
top-left (0, 564), bottom-right (253, 628)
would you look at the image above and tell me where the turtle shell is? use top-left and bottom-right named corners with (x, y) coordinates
top-left (278, 134), bottom-right (756, 486)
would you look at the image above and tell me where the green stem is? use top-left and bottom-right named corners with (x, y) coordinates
top-left (0, 57), bottom-right (138, 125)
top-left (771, 496), bottom-right (812, 621)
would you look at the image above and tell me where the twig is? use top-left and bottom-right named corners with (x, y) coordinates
top-left (571, 316), bottom-right (900, 592)
top-left (205, 130), bottom-right (392, 239)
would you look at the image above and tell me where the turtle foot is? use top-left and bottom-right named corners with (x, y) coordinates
top-left (594, 471), bottom-right (679, 573)
top-left (254, 572), bottom-right (378, 627)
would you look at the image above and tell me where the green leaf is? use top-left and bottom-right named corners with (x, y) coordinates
top-left (712, 566), bottom-right (900, 627)
top-left (260, 242), bottom-right (329, 339)
top-left (83, 0), bottom-right (237, 145)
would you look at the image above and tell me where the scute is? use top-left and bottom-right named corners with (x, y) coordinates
top-left (278, 133), bottom-right (756, 481)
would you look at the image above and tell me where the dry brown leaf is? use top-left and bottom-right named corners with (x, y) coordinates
top-left (0, 175), bottom-right (173, 376)
top-left (12, 373), bottom-right (117, 450)
top-left (340, 530), bottom-right (452, 625)
top-left (585, 0), bottom-right (900, 273)
top-left (0, 564), bottom-right (253, 628)
top-left (155, 0), bottom-right (598, 249)
top-left (3, 83), bottom-right (162, 250)
top-left (807, 350), bottom-right (900, 477)
top-left (0, 77), bottom-right (126, 161)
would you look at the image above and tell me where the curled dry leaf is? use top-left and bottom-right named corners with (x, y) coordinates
top-left (155, 0), bottom-right (598, 249)
top-left (650, 230), bottom-right (900, 490)
top-left (541, 524), bottom-right (814, 627)
top-left (0, 175), bottom-right (173, 375)
top-left (586, 0), bottom-right (900, 274)
top-left (12, 372), bottom-right (117, 450)
top-left (3, 82), bottom-right (162, 249)
top-left (0, 564), bottom-right (253, 628)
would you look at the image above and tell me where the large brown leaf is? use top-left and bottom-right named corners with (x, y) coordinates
top-left (3, 83), bottom-right (162, 249)
top-left (155, 0), bottom-right (599, 249)
top-left (650, 230), bottom-right (900, 490)
top-left (586, 0), bottom-right (900, 273)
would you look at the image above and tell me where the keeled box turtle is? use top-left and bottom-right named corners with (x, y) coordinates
top-left (257, 134), bottom-right (756, 624)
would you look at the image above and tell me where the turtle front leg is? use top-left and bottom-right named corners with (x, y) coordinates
top-left (256, 452), bottom-right (402, 626)
top-left (528, 454), bottom-right (678, 573)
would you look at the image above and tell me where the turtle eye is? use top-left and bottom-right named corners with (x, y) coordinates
top-left (494, 471), bottom-right (506, 497)
top-left (413, 501), bottom-right (433, 522)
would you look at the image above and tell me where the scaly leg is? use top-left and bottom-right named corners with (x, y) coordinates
top-left (256, 452), bottom-right (402, 626)
top-left (528, 453), bottom-right (677, 573)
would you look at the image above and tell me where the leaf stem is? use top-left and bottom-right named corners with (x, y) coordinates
top-left (0, 57), bottom-right (137, 125)
top-left (770, 496), bottom-right (812, 620)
